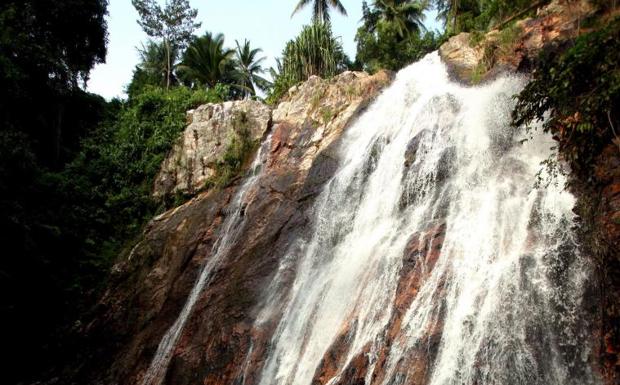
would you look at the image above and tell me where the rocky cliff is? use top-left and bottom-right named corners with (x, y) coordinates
top-left (153, 100), bottom-right (272, 197)
top-left (73, 70), bottom-right (393, 385)
top-left (66, 2), bottom-right (620, 385)
top-left (438, 0), bottom-right (595, 84)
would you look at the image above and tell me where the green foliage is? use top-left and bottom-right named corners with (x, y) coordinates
top-left (469, 23), bottom-right (521, 83)
top-left (366, 0), bottom-right (427, 38)
top-left (0, 83), bottom-right (219, 384)
top-left (320, 106), bottom-right (335, 124)
top-left (0, 1), bottom-right (108, 378)
top-left (50, 86), bottom-right (222, 288)
top-left (512, 18), bottom-right (620, 179)
top-left (433, 0), bottom-right (547, 34)
top-left (177, 32), bottom-right (270, 101)
top-left (497, 23), bottom-right (522, 53)
top-left (291, 0), bottom-right (348, 23)
top-left (178, 32), bottom-right (235, 88)
top-left (354, 0), bottom-right (442, 72)
top-left (267, 22), bottom-right (349, 104)
top-left (356, 24), bottom-right (442, 72)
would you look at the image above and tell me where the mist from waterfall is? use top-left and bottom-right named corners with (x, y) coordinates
top-left (255, 52), bottom-right (598, 385)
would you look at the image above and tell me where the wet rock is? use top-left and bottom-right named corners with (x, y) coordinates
top-left (404, 129), bottom-right (431, 169)
top-left (436, 146), bottom-right (456, 183)
top-left (579, 143), bottom-right (620, 384)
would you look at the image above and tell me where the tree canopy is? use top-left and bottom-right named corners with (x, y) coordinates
top-left (132, 0), bottom-right (201, 88)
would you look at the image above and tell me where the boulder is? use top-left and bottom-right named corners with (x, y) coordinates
top-left (438, 33), bottom-right (485, 82)
top-left (153, 100), bottom-right (272, 197)
top-left (439, 0), bottom-right (596, 84)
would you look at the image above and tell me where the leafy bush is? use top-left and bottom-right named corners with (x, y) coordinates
top-left (435, 0), bottom-right (549, 35)
top-left (0, 85), bottom-right (222, 382)
top-left (356, 24), bottom-right (442, 73)
top-left (512, 18), bottom-right (620, 179)
top-left (64, 86), bottom-right (223, 257)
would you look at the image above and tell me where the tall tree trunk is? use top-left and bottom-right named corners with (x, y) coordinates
top-left (452, 0), bottom-right (459, 33)
top-left (52, 101), bottom-right (65, 169)
top-left (165, 38), bottom-right (171, 90)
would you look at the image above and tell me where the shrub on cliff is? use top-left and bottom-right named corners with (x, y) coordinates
top-left (267, 22), bottom-right (350, 104)
top-left (512, 17), bottom-right (620, 179)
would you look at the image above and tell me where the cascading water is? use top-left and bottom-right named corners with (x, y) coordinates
top-left (255, 52), bottom-right (598, 385)
top-left (140, 133), bottom-right (272, 385)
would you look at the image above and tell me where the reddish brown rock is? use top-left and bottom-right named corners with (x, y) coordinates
top-left (439, 0), bottom-right (597, 83)
top-left (305, 221), bottom-right (448, 385)
top-left (65, 70), bottom-right (392, 385)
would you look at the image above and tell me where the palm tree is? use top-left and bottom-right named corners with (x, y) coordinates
top-left (178, 32), bottom-right (235, 88)
top-left (372, 0), bottom-right (427, 38)
top-left (137, 40), bottom-right (179, 87)
top-left (291, 0), bottom-right (348, 23)
top-left (233, 39), bottom-right (270, 98)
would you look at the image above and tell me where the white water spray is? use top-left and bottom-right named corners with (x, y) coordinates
top-left (256, 53), bottom-right (597, 385)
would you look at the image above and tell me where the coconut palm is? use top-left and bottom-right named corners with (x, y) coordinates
top-left (233, 39), bottom-right (270, 98)
top-left (291, 0), bottom-right (348, 23)
top-left (137, 40), bottom-right (179, 87)
top-left (372, 0), bottom-right (427, 38)
top-left (178, 32), bottom-right (235, 88)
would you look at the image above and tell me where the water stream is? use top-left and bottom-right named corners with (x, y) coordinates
top-left (140, 133), bottom-right (272, 385)
top-left (256, 52), bottom-right (597, 385)
top-left (142, 52), bottom-right (598, 385)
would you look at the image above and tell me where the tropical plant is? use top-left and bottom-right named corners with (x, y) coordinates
top-left (140, 40), bottom-right (180, 87)
top-left (355, 0), bottom-right (440, 72)
top-left (1, 0), bottom-right (108, 380)
top-left (356, 27), bottom-right (441, 72)
top-left (370, 0), bottom-right (427, 38)
top-left (178, 32), bottom-right (235, 89)
top-left (292, 0), bottom-right (348, 23)
top-left (267, 22), bottom-right (349, 103)
top-left (233, 39), bottom-right (270, 98)
top-left (132, 0), bottom-right (201, 89)
top-left (432, 0), bottom-right (547, 34)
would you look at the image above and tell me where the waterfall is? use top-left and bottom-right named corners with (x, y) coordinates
top-left (140, 133), bottom-right (272, 385)
top-left (256, 53), bottom-right (598, 385)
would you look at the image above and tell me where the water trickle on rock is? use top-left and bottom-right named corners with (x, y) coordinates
top-left (141, 133), bottom-right (273, 385)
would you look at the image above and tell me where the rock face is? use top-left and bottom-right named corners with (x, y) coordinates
top-left (73, 70), bottom-right (393, 385)
top-left (438, 33), bottom-right (484, 82)
top-left (573, 143), bottom-right (620, 384)
top-left (439, 0), bottom-right (595, 83)
top-left (62, 2), bottom-right (618, 385)
top-left (153, 100), bottom-right (272, 197)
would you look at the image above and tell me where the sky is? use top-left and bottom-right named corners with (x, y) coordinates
top-left (87, 0), bottom-right (440, 100)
